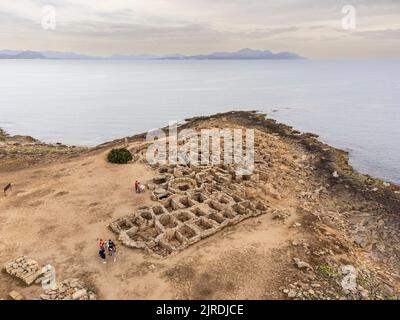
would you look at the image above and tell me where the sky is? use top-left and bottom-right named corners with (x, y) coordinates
top-left (0, 0), bottom-right (399, 58)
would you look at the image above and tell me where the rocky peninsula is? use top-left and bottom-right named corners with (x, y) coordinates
top-left (0, 111), bottom-right (399, 300)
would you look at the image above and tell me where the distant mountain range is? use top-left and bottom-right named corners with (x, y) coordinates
top-left (0, 48), bottom-right (306, 60)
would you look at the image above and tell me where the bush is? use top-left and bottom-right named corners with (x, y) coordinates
top-left (317, 264), bottom-right (338, 277)
top-left (107, 148), bottom-right (132, 164)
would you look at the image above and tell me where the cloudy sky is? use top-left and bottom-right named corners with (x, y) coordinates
top-left (0, 0), bottom-right (399, 58)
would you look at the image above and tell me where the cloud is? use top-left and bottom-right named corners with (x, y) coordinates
top-left (0, 0), bottom-right (399, 58)
top-left (354, 28), bottom-right (400, 40)
top-left (239, 26), bottom-right (300, 39)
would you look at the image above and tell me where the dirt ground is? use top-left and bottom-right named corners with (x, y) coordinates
top-left (0, 144), bottom-right (299, 299)
top-left (1, 111), bottom-right (399, 300)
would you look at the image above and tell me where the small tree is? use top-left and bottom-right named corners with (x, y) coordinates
top-left (107, 148), bottom-right (133, 164)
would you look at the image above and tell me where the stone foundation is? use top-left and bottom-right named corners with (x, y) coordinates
top-left (3, 256), bottom-right (43, 285)
top-left (4, 256), bottom-right (97, 300)
top-left (110, 161), bottom-right (270, 257)
top-left (40, 278), bottom-right (96, 300)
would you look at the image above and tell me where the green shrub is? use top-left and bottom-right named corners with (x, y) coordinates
top-left (107, 148), bottom-right (132, 164)
top-left (317, 264), bottom-right (338, 277)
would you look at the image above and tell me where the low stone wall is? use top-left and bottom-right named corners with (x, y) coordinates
top-left (40, 278), bottom-right (96, 300)
top-left (3, 256), bottom-right (43, 285)
top-left (110, 162), bottom-right (270, 257)
top-left (4, 256), bottom-right (97, 300)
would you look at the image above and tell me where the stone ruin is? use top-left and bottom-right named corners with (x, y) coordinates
top-left (3, 256), bottom-right (97, 300)
top-left (109, 160), bottom-right (270, 257)
top-left (4, 256), bottom-right (43, 285)
top-left (40, 278), bottom-right (96, 300)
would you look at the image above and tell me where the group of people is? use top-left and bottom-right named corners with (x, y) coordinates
top-left (97, 179), bottom-right (145, 264)
top-left (98, 239), bottom-right (117, 264)
top-left (134, 180), bottom-right (145, 193)
top-left (97, 180), bottom-right (146, 263)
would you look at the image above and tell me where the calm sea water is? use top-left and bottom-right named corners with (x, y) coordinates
top-left (0, 60), bottom-right (399, 183)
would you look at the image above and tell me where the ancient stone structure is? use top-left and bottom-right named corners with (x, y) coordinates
top-left (3, 256), bottom-right (43, 285)
top-left (110, 159), bottom-right (270, 257)
top-left (40, 278), bottom-right (96, 300)
top-left (4, 256), bottom-right (97, 300)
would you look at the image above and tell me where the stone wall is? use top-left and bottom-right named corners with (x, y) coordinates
top-left (110, 160), bottom-right (270, 257)
top-left (3, 256), bottom-right (97, 300)
top-left (40, 278), bottom-right (96, 300)
top-left (4, 256), bottom-right (43, 285)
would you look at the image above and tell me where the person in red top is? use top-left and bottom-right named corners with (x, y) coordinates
top-left (99, 239), bottom-right (105, 249)
top-left (134, 180), bottom-right (138, 193)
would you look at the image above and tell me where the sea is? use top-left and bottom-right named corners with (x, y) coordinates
top-left (0, 59), bottom-right (399, 183)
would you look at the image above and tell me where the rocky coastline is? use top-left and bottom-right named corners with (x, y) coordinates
top-left (1, 111), bottom-right (399, 300)
top-left (0, 128), bottom-right (87, 172)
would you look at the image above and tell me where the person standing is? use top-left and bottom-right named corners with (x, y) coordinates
top-left (107, 240), bottom-right (117, 262)
top-left (110, 247), bottom-right (117, 262)
top-left (139, 183), bottom-right (145, 193)
top-left (99, 239), bottom-right (105, 250)
top-left (99, 246), bottom-right (106, 264)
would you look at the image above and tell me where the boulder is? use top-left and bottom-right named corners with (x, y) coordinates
top-left (72, 289), bottom-right (87, 300)
top-left (293, 258), bottom-right (313, 271)
top-left (9, 290), bottom-right (24, 300)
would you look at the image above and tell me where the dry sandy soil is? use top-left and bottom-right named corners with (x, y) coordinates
top-left (0, 111), bottom-right (399, 300)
